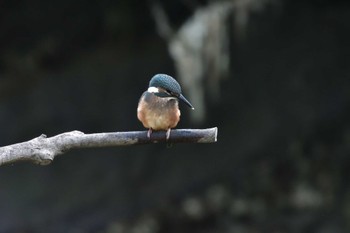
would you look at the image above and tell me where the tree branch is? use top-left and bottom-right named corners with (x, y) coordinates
top-left (0, 128), bottom-right (218, 166)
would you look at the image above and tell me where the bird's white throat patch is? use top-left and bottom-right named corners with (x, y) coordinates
top-left (147, 86), bottom-right (159, 93)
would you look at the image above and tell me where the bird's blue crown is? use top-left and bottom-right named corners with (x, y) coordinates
top-left (149, 74), bottom-right (182, 94)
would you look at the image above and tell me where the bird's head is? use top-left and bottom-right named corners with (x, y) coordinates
top-left (148, 74), bottom-right (194, 109)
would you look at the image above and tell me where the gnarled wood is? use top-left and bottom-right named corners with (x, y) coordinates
top-left (0, 128), bottom-right (218, 166)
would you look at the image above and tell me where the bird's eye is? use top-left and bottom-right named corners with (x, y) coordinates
top-left (164, 89), bottom-right (179, 97)
top-left (170, 91), bottom-right (179, 97)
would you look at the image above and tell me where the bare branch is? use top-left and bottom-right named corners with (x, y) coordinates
top-left (0, 128), bottom-right (218, 166)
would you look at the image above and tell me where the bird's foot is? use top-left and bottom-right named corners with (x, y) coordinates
top-left (147, 128), bottom-right (153, 139)
top-left (166, 128), bottom-right (171, 141)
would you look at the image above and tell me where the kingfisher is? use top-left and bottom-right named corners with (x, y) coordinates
top-left (137, 74), bottom-right (194, 140)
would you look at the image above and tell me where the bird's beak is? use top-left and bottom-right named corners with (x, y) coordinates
top-left (179, 94), bottom-right (194, 110)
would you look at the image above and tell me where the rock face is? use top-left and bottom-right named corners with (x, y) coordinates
top-left (0, 1), bottom-right (349, 232)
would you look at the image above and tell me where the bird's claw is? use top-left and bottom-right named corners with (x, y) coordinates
top-left (166, 128), bottom-right (171, 141)
top-left (147, 128), bottom-right (171, 141)
top-left (147, 128), bottom-right (152, 139)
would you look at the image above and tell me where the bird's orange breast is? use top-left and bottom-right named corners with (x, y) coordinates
top-left (137, 92), bottom-right (180, 131)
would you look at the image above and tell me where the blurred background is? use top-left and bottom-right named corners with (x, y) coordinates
top-left (0, 0), bottom-right (350, 232)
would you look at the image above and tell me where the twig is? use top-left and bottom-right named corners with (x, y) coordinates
top-left (0, 128), bottom-right (218, 166)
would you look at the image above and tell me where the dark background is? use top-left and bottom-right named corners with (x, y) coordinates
top-left (0, 0), bottom-right (350, 232)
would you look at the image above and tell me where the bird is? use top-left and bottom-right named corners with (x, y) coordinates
top-left (137, 74), bottom-right (194, 140)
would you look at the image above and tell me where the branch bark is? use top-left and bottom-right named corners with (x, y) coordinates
top-left (0, 128), bottom-right (217, 166)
